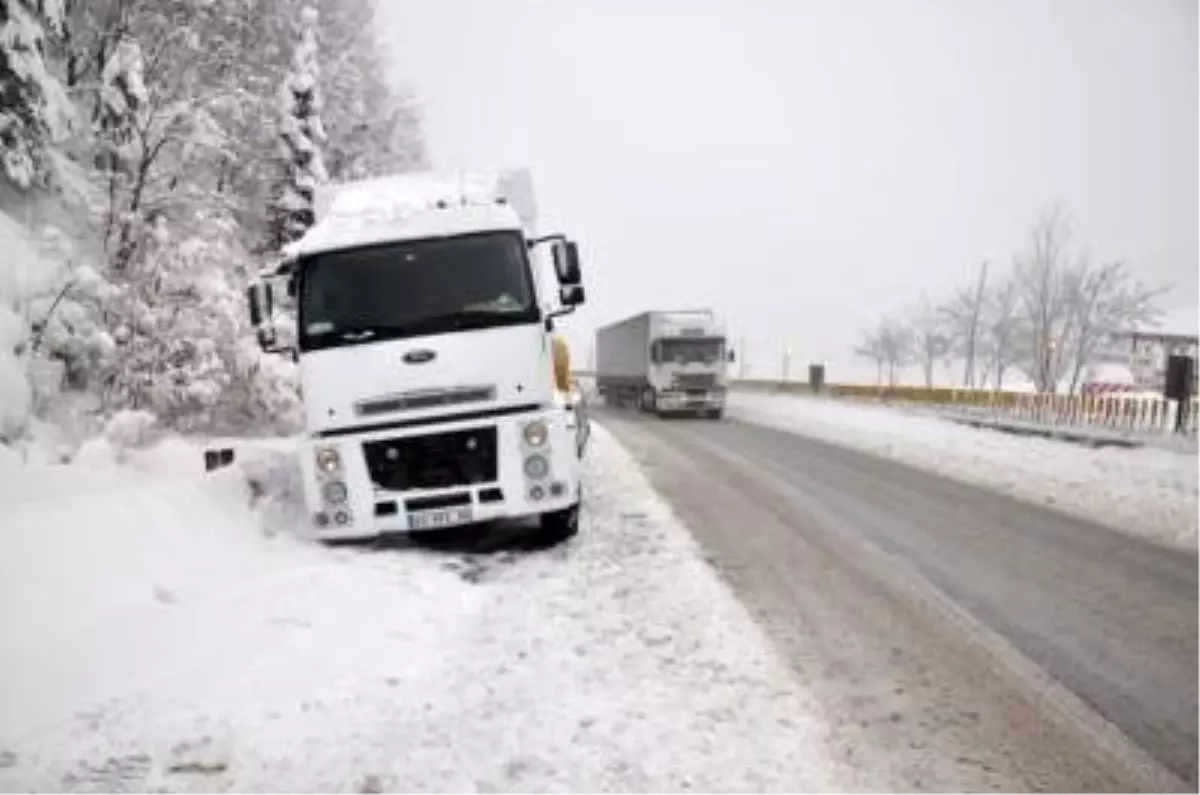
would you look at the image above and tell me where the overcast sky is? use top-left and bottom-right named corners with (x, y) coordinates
top-left (376, 0), bottom-right (1197, 380)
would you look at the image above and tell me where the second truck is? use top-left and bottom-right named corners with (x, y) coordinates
top-left (595, 310), bottom-right (731, 418)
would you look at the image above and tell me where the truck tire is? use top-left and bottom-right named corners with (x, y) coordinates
top-left (706, 408), bottom-right (724, 420)
top-left (640, 386), bottom-right (657, 414)
top-left (531, 502), bottom-right (580, 547)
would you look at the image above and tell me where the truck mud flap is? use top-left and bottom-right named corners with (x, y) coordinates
top-left (204, 447), bottom-right (236, 472)
top-left (573, 393), bottom-right (592, 457)
top-left (577, 416), bottom-right (591, 457)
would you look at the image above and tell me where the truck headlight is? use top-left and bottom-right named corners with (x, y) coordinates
top-left (522, 420), bottom-right (549, 447)
top-left (315, 447), bottom-right (341, 474)
top-left (322, 481), bottom-right (348, 504)
top-left (524, 454), bottom-right (549, 479)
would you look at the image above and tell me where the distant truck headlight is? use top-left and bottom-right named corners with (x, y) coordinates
top-left (315, 447), bottom-right (341, 474)
top-left (522, 420), bottom-right (549, 447)
top-left (524, 453), bottom-right (549, 479)
top-left (322, 481), bottom-right (348, 504)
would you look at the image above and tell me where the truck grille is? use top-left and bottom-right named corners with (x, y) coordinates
top-left (355, 385), bottom-right (496, 417)
top-left (673, 373), bottom-right (717, 390)
top-left (362, 427), bottom-right (497, 491)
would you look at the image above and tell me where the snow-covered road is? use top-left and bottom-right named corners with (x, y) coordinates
top-left (0, 429), bottom-right (851, 792)
top-left (600, 407), bottom-right (1195, 790)
top-left (728, 391), bottom-right (1199, 552)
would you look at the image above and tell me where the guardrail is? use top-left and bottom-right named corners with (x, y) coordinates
top-left (733, 380), bottom-right (1198, 435)
top-left (573, 372), bottom-right (1199, 437)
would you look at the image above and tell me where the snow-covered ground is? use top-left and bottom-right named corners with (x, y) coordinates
top-left (728, 392), bottom-right (1199, 552)
top-left (0, 427), bottom-right (853, 792)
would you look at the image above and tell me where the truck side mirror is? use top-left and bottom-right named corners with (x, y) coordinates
top-left (247, 284), bottom-right (265, 327)
top-left (552, 240), bottom-right (582, 285)
top-left (560, 284), bottom-right (586, 307)
top-left (727, 349), bottom-right (736, 363)
top-left (247, 282), bottom-right (283, 352)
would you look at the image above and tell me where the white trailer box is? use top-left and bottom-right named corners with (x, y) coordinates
top-left (596, 312), bottom-right (653, 385)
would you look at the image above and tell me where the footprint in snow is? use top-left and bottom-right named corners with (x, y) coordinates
top-left (441, 556), bottom-right (491, 584)
top-left (166, 736), bottom-right (230, 777)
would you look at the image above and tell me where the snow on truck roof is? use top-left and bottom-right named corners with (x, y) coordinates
top-left (286, 169), bottom-right (537, 258)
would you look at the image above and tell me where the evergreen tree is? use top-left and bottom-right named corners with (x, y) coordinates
top-left (0, 0), bottom-right (71, 190)
top-left (270, 5), bottom-right (326, 249)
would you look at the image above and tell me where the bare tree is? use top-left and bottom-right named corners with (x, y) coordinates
top-left (939, 261), bottom-right (989, 387)
top-left (1013, 205), bottom-right (1083, 393)
top-left (1062, 260), bottom-right (1165, 393)
top-left (876, 317), bottom-right (912, 387)
top-left (854, 328), bottom-right (886, 386)
top-left (1012, 206), bottom-right (1167, 393)
top-left (911, 297), bottom-right (950, 388)
top-left (981, 268), bottom-right (1022, 389)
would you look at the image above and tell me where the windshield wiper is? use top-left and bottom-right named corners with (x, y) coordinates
top-left (339, 329), bottom-right (376, 342)
top-left (414, 308), bottom-right (533, 331)
top-left (305, 324), bottom-right (398, 343)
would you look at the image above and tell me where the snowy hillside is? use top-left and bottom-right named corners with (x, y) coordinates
top-left (0, 428), bottom-right (853, 792)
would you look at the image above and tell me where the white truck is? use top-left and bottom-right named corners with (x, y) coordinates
top-left (595, 310), bottom-right (731, 418)
top-left (239, 169), bottom-right (588, 545)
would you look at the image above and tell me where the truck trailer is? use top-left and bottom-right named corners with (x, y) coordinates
top-left (239, 169), bottom-right (589, 545)
top-left (595, 310), bottom-right (729, 418)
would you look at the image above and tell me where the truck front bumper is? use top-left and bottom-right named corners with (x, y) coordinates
top-left (296, 405), bottom-right (582, 542)
top-left (655, 390), bottom-right (726, 413)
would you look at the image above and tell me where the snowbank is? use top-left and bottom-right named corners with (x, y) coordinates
top-left (0, 211), bottom-right (37, 439)
top-left (728, 392), bottom-right (1198, 552)
top-left (0, 428), bottom-right (850, 792)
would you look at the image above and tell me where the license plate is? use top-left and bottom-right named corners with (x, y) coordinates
top-left (407, 506), bottom-right (473, 531)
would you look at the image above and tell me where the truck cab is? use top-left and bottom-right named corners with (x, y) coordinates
top-left (247, 170), bottom-right (588, 544)
top-left (645, 311), bottom-right (729, 416)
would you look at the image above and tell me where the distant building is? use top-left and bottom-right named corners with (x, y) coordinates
top-left (1091, 307), bottom-right (1199, 394)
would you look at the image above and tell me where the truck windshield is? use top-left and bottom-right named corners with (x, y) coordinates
top-left (298, 231), bottom-right (539, 351)
top-left (655, 338), bottom-right (725, 365)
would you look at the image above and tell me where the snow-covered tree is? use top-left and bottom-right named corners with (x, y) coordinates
top-left (94, 212), bottom-right (299, 432)
top-left (95, 34), bottom-right (147, 262)
top-left (96, 37), bottom-right (146, 173)
top-left (317, 0), bottom-right (425, 180)
top-left (0, 0), bottom-right (73, 190)
top-left (1, 0), bottom-right (422, 441)
top-left (270, 5), bottom-right (327, 249)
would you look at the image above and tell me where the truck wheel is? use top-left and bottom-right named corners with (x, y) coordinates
top-left (531, 502), bottom-right (580, 548)
top-left (707, 409), bottom-right (725, 420)
top-left (640, 387), bottom-right (657, 414)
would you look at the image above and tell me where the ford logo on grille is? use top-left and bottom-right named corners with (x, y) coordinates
top-left (403, 349), bottom-right (437, 365)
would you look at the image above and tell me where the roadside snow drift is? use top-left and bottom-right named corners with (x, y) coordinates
top-left (729, 392), bottom-right (1199, 552)
top-left (0, 428), bottom-right (850, 792)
